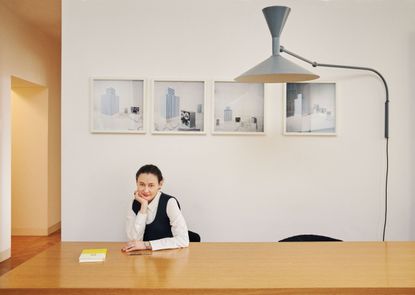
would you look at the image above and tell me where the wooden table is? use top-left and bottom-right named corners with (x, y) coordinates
top-left (0, 242), bottom-right (414, 294)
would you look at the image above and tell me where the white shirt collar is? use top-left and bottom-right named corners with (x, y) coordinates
top-left (147, 191), bottom-right (162, 212)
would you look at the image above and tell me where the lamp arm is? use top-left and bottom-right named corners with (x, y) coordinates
top-left (280, 46), bottom-right (389, 139)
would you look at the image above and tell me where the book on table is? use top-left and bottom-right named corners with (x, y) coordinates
top-left (79, 248), bottom-right (107, 263)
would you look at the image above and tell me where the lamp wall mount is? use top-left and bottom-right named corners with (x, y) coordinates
top-left (280, 45), bottom-right (390, 139)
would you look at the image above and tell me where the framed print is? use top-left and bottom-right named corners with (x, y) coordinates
top-left (283, 82), bottom-right (336, 135)
top-left (212, 81), bottom-right (265, 134)
top-left (91, 78), bottom-right (146, 133)
top-left (151, 80), bottom-right (206, 134)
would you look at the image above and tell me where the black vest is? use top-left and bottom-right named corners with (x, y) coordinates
top-left (132, 193), bottom-right (180, 241)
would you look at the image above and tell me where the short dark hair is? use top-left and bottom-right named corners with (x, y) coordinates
top-left (136, 164), bottom-right (163, 183)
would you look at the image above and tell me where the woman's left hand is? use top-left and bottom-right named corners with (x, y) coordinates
top-left (122, 240), bottom-right (146, 252)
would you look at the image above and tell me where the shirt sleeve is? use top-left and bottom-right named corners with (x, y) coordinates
top-left (125, 202), bottom-right (147, 241)
top-left (149, 198), bottom-right (190, 251)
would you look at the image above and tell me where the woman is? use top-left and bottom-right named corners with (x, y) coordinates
top-left (122, 164), bottom-right (189, 252)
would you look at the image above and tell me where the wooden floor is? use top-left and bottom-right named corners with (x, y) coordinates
top-left (0, 230), bottom-right (61, 276)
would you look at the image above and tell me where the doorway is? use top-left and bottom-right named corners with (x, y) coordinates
top-left (11, 76), bottom-right (56, 236)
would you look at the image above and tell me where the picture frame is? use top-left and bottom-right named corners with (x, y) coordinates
top-left (90, 77), bottom-right (146, 133)
top-left (151, 79), bottom-right (206, 134)
top-left (283, 82), bottom-right (337, 136)
top-left (212, 81), bottom-right (265, 135)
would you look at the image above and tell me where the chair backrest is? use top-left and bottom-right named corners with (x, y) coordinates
top-left (188, 230), bottom-right (201, 242)
top-left (279, 234), bottom-right (342, 242)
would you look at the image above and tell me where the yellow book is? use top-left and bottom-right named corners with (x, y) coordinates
top-left (79, 248), bottom-right (107, 263)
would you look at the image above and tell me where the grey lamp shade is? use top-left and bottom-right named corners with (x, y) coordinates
top-left (235, 55), bottom-right (319, 83)
top-left (235, 6), bottom-right (319, 83)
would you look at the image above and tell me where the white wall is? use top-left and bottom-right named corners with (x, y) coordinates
top-left (62, 0), bottom-right (415, 242)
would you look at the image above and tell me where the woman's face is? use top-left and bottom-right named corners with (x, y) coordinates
top-left (136, 173), bottom-right (162, 203)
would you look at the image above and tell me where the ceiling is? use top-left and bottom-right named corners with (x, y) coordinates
top-left (1, 0), bottom-right (61, 40)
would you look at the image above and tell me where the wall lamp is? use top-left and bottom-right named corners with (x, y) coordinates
top-left (235, 6), bottom-right (389, 139)
top-left (235, 6), bottom-right (389, 240)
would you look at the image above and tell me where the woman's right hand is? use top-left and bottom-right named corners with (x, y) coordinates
top-left (121, 240), bottom-right (148, 252)
top-left (134, 190), bottom-right (148, 213)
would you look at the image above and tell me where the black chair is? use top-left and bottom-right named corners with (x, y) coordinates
top-left (279, 234), bottom-right (342, 242)
top-left (188, 230), bottom-right (201, 242)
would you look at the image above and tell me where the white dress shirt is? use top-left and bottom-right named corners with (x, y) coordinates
top-left (126, 191), bottom-right (189, 251)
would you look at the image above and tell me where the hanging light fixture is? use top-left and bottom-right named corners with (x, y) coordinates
top-left (234, 6), bottom-right (319, 83)
top-left (235, 5), bottom-right (390, 241)
top-left (234, 5), bottom-right (388, 140)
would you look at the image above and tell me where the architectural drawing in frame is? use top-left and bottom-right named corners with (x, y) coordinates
top-left (213, 81), bottom-right (264, 134)
top-left (91, 78), bottom-right (145, 133)
top-left (284, 82), bottom-right (336, 135)
top-left (152, 80), bottom-right (205, 134)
